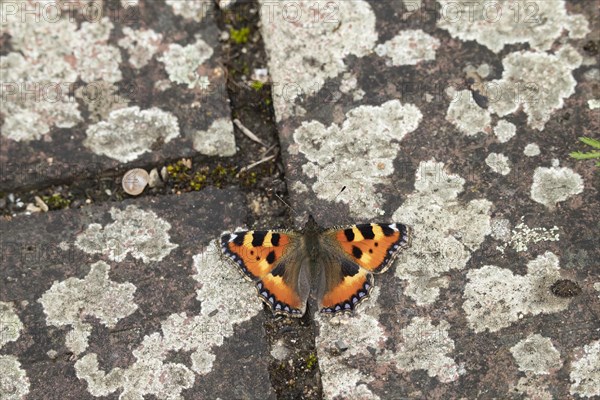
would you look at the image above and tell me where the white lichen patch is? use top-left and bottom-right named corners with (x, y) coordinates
top-left (0, 302), bottom-right (23, 349)
top-left (437, 0), bottom-right (589, 53)
top-left (374, 29), bottom-right (440, 66)
top-left (490, 218), bottom-right (511, 241)
top-left (382, 317), bottom-right (463, 383)
top-left (486, 46), bottom-right (582, 130)
top-left (446, 90), bottom-right (492, 136)
top-left (570, 340), bottom-right (600, 397)
top-left (392, 160), bottom-right (492, 305)
top-left (530, 166), bottom-right (584, 209)
top-left (0, 355), bottom-right (30, 400)
top-left (485, 152), bottom-right (511, 175)
top-left (512, 374), bottom-right (553, 400)
top-left (75, 241), bottom-right (262, 399)
top-left (260, 0), bottom-right (377, 121)
top-left (496, 216), bottom-right (559, 253)
top-left (588, 99), bottom-right (600, 110)
top-left (494, 120), bottom-right (516, 143)
top-left (595, 283), bottom-right (600, 300)
top-left (118, 27), bottom-right (163, 69)
top-left (315, 289), bottom-right (385, 400)
top-left (84, 106), bottom-right (180, 162)
top-left (463, 252), bottom-right (570, 333)
top-left (166, 0), bottom-right (211, 21)
top-left (158, 38), bottom-right (214, 89)
top-left (510, 334), bottom-right (562, 375)
top-left (294, 100), bottom-right (422, 218)
top-left (38, 261), bottom-right (138, 355)
top-left (191, 118), bottom-right (237, 156)
top-left (75, 205), bottom-right (178, 263)
top-left (524, 143), bottom-right (541, 157)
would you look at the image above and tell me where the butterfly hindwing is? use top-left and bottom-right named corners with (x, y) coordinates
top-left (317, 254), bottom-right (374, 314)
top-left (333, 223), bottom-right (411, 274)
top-left (220, 230), bottom-right (308, 317)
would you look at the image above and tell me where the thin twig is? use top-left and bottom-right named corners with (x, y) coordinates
top-left (236, 154), bottom-right (275, 176)
top-left (233, 118), bottom-right (267, 147)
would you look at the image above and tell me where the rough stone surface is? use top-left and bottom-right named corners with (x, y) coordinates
top-left (0, 190), bottom-right (276, 399)
top-left (0, 1), bottom-right (233, 191)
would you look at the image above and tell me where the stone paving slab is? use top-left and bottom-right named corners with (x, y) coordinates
top-left (1, 0), bottom-right (234, 192)
top-left (260, 0), bottom-right (600, 398)
top-left (1, 188), bottom-right (276, 399)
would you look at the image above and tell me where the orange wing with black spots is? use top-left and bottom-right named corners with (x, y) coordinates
top-left (333, 223), bottom-right (412, 273)
top-left (220, 230), bottom-right (307, 317)
top-left (317, 223), bottom-right (412, 314)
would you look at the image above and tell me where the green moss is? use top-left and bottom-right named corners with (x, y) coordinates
top-left (250, 80), bottom-right (264, 91)
top-left (166, 160), bottom-right (191, 184)
top-left (305, 353), bottom-right (318, 370)
top-left (230, 27), bottom-right (250, 44)
top-left (42, 193), bottom-right (71, 210)
top-left (190, 171), bottom-right (207, 191)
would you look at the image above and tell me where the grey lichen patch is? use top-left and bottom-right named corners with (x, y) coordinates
top-left (294, 100), bottom-right (422, 218)
top-left (75, 81), bottom-right (128, 123)
top-left (315, 289), bottom-right (385, 400)
top-left (463, 252), bottom-right (570, 333)
top-left (512, 374), bottom-right (554, 400)
top-left (594, 283), bottom-right (600, 300)
top-left (496, 216), bottom-right (559, 253)
top-left (74, 18), bottom-right (123, 83)
top-left (510, 334), bottom-right (562, 375)
top-left (191, 118), bottom-right (237, 156)
top-left (487, 46), bottom-right (582, 130)
top-left (0, 355), bottom-right (30, 400)
top-left (494, 120), bottom-right (516, 143)
top-left (260, 0), bottom-right (377, 121)
top-left (166, 0), bottom-right (211, 21)
top-left (374, 29), bottom-right (440, 66)
top-left (446, 90), bottom-right (492, 136)
top-left (392, 160), bottom-right (492, 305)
top-left (75, 241), bottom-right (262, 399)
top-left (436, 0), bottom-right (589, 53)
top-left (38, 261), bottom-right (137, 355)
top-left (75, 205), bottom-right (178, 263)
top-left (524, 143), bottom-right (541, 157)
top-left (84, 106), bottom-right (180, 162)
top-left (530, 166), bottom-right (584, 209)
top-left (118, 27), bottom-right (163, 69)
top-left (485, 152), bottom-right (511, 175)
top-left (570, 340), bottom-right (600, 397)
top-left (158, 38), bottom-right (214, 89)
top-left (383, 317), bottom-right (463, 383)
top-left (0, 302), bottom-right (23, 349)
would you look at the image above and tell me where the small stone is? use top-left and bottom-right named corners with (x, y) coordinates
top-left (34, 196), bottom-right (49, 212)
top-left (0, 197), bottom-right (6, 209)
top-left (148, 168), bottom-right (162, 188)
top-left (335, 339), bottom-right (348, 352)
top-left (26, 203), bottom-right (41, 213)
top-left (160, 166), bottom-right (169, 181)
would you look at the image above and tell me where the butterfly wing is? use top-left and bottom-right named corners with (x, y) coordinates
top-left (220, 230), bottom-right (309, 317)
top-left (332, 223), bottom-right (411, 273)
top-left (317, 223), bottom-right (412, 314)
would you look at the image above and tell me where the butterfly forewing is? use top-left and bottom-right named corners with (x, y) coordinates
top-left (220, 230), bottom-right (308, 317)
top-left (332, 223), bottom-right (411, 274)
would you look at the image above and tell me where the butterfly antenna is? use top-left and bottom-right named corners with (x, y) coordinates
top-left (333, 186), bottom-right (346, 201)
top-left (275, 192), bottom-right (299, 216)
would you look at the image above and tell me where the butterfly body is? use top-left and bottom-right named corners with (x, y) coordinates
top-left (220, 215), bottom-right (411, 317)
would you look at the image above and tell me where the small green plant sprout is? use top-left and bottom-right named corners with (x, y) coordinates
top-left (250, 80), bottom-right (264, 91)
top-left (570, 137), bottom-right (600, 166)
top-left (230, 27), bottom-right (250, 44)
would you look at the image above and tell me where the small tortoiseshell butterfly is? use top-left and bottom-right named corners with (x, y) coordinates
top-left (220, 215), bottom-right (412, 317)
